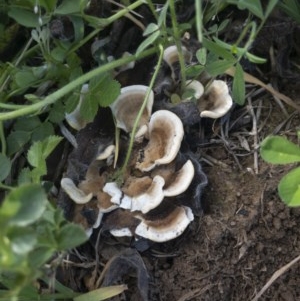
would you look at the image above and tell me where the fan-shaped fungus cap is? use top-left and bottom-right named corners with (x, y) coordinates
top-left (96, 144), bottom-right (115, 160)
top-left (183, 80), bottom-right (204, 101)
top-left (198, 80), bottom-right (233, 119)
top-left (136, 110), bottom-right (184, 172)
top-left (135, 206), bottom-right (194, 242)
top-left (97, 191), bottom-right (118, 213)
top-left (109, 85), bottom-right (154, 138)
top-left (61, 178), bottom-right (93, 204)
top-left (103, 182), bottom-right (122, 205)
top-left (163, 45), bottom-right (192, 80)
top-left (163, 160), bottom-right (195, 197)
top-left (65, 84), bottom-right (89, 130)
top-left (121, 175), bottom-right (165, 214)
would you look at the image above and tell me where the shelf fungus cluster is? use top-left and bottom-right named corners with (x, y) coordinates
top-left (61, 85), bottom-right (208, 242)
top-left (162, 45), bottom-right (233, 120)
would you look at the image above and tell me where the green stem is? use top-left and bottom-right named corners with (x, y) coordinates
top-left (195, 0), bottom-right (203, 43)
top-left (0, 122), bottom-right (6, 154)
top-left (0, 182), bottom-right (13, 190)
top-left (121, 44), bottom-right (164, 175)
top-left (169, 0), bottom-right (186, 91)
top-left (0, 47), bottom-right (157, 121)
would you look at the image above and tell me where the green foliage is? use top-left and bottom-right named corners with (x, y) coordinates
top-left (278, 0), bottom-right (300, 22)
top-left (80, 74), bottom-right (121, 122)
top-left (260, 136), bottom-right (300, 206)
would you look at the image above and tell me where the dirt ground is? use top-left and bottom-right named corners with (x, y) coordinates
top-left (56, 5), bottom-right (300, 301)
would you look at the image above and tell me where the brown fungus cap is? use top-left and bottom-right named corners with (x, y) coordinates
top-left (136, 110), bottom-right (184, 172)
top-left (109, 85), bottom-right (154, 138)
top-left (135, 205), bottom-right (194, 242)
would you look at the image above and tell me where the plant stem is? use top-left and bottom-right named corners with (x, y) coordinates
top-left (0, 122), bottom-right (6, 154)
top-left (121, 44), bottom-right (164, 175)
top-left (0, 182), bottom-right (13, 190)
top-left (169, 0), bottom-right (186, 91)
top-left (195, 0), bottom-right (203, 43)
top-left (0, 47), bottom-right (157, 121)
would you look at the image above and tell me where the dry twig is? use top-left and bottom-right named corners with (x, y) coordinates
top-left (251, 254), bottom-right (300, 301)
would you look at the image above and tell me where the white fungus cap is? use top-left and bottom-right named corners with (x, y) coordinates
top-left (61, 177), bottom-right (93, 204)
top-left (135, 206), bottom-right (194, 242)
top-left (199, 80), bottom-right (233, 119)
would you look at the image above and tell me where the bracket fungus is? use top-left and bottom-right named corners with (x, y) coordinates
top-left (60, 84), bottom-right (208, 243)
top-left (136, 110), bottom-right (184, 172)
top-left (109, 85), bottom-right (154, 138)
top-left (198, 80), bottom-right (233, 119)
top-left (163, 45), bottom-right (192, 81)
top-left (135, 205), bottom-right (194, 242)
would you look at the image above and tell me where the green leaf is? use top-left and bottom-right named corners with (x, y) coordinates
top-left (28, 247), bottom-right (54, 268)
top-left (27, 136), bottom-right (62, 168)
top-left (232, 62), bottom-right (245, 105)
top-left (7, 227), bottom-right (37, 255)
top-left (14, 116), bottom-right (41, 131)
top-left (79, 91), bottom-right (98, 122)
top-left (31, 122), bottom-right (54, 142)
top-left (136, 30), bottom-right (160, 55)
top-left (203, 38), bottom-right (235, 61)
top-left (14, 69), bottom-right (36, 88)
top-left (96, 78), bottom-right (121, 107)
top-left (18, 168), bottom-right (32, 185)
top-left (7, 131), bottom-right (31, 156)
top-left (157, 1), bottom-right (169, 27)
top-left (48, 102), bottom-right (65, 123)
top-left (278, 167), bottom-right (300, 207)
top-left (0, 154), bottom-right (11, 182)
top-left (143, 23), bottom-right (159, 36)
top-left (74, 285), bottom-right (127, 301)
top-left (260, 136), bottom-right (300, 164)
top-left (185, 65), bottom-right (205, 77)
top-left (55, 0), bottom-right (82, 14)
top-left (196, 48), bottom-right (207, 65)
top-left (245, 52), bottom-right (267, 64)
top-left (8, 8), bottom-right (40, 27)
top-left (87, 75), bottom-right (121, 110)
top-left (229, 0), bottom-right (264, 19)
top-left (56, 224), bottom-right (87, 250)
top-left (0, 184), bottom-right (47, 227)
top-left (265, 0), bottom-right (279, 18)
top-left (205, 59), bottom-right (234, 76)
